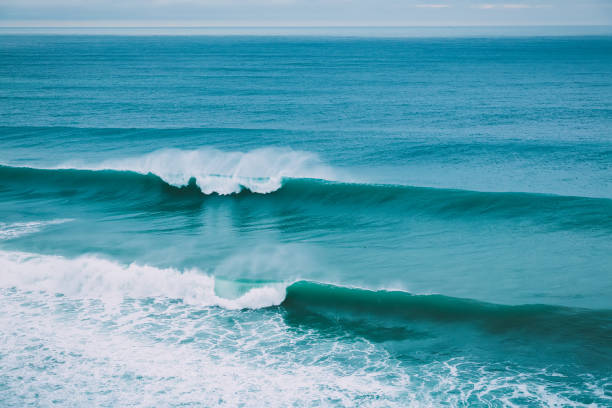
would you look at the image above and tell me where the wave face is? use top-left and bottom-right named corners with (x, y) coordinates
top-left (283, 281), bottom-right (612, 347)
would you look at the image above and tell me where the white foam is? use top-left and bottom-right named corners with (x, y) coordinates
top-left (0, 289), bottom-right (415, 407)
top-left (1, 288), bottom-right (604, 407)
top-left (61, 147), bottom-right (336, 195)
top-left (0, 219), bottom-right (73, 241)
top-left (0, 250), bottom-right (286, 309)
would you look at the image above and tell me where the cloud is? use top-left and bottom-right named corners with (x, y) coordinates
top-left (415, 4), bottom-right (450, 8)
top-left (473, 3), bottom-right (550, 9)
top-left (0, 0), bottom-right (606, 26)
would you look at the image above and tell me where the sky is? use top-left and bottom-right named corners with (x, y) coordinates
top-left (0, 0), bottom-right (611, 27)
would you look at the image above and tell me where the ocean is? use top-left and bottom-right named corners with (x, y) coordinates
top-left (1, 29), bottom-right (611, 406)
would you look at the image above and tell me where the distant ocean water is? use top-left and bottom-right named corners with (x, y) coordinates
top-left (1, 30), bottom-right (611, 406)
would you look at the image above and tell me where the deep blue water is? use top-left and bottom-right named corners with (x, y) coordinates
top-left (1, 32), bottom-right (611, 406)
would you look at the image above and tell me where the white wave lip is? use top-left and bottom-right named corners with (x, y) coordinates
top-left (0, 219), bottom-right (73, 241)
top-left (0, 250), bottom-right (287, 309)
top-left (62, 147), bottom-right (335, 195)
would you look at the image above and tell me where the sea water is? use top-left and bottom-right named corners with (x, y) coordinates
top-left (0, 30), bottom-right (611, 406)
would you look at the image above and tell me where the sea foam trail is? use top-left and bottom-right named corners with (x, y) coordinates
top-left (0, 219), bottom-right (73, 241)
top-left (0, 251), bottom-right (286, 309)
top-left (60, 147), bottom-right (336, 195)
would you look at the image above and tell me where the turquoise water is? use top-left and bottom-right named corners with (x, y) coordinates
top-left (1, 32), bottom-right (611, 406)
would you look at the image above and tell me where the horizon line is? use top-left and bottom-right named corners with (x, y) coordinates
top-left (1, 24), bottom-right (611, 28)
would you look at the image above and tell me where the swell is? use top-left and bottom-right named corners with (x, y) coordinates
top-left (1, 164), bottom-right (611, 231)
top-left (278, 178), bottom-right (612, 231)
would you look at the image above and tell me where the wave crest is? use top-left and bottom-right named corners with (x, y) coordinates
top-left (61, 147), bottom-right (335, 195)
top-left (0, 251), bottom-right (286, 309)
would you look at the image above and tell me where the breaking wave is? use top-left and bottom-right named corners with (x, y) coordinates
top-left (1, 161), bottom-right (611, 232)
top-left (0, 251), bottom-right (285, 310)
top-left (57, 147), bottom-right (336, 194)
top-left (1, 250), bottom-right (610, 346)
